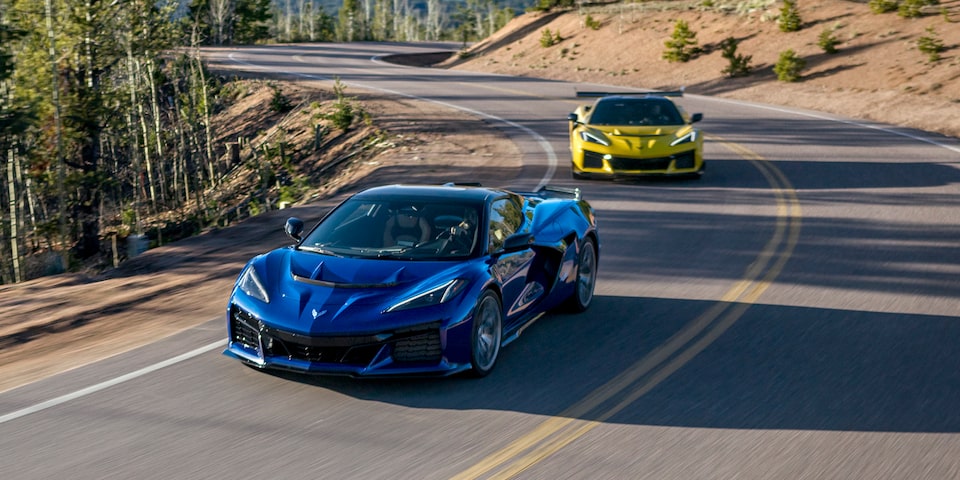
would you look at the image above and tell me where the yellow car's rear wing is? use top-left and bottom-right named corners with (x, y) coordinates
top-left (575, 89), bottom-right (684, 98)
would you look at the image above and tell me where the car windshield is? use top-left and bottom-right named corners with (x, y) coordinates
top-left (299, 197), bottom-right (482, 260)
top-left (588, 98), bottom-right (683, 126)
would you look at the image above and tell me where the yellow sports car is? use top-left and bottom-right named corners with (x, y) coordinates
top-left (568, 91), bottom-right (704, 179)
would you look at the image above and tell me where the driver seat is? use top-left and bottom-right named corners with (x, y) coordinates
top-left (383, 211), bottom-right (431, 246)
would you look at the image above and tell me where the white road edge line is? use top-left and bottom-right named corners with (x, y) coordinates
top-left (0, 340), bottom-right (223, 425)
top-left (695, 94), bottom-right (960, 155)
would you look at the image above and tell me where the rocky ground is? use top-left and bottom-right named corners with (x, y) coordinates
top-left (2, 0), bottom-right (957, 393)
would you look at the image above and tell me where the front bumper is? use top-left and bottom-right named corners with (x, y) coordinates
top-left (224, 304), bottom-right (473, 377)
top-left (572, 147), bottom-right (703, 177)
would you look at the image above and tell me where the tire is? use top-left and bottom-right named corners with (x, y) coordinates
top-left (564, 236), bottom-right (597, 312)
top-left (469, 291), bottom-right (503, 377)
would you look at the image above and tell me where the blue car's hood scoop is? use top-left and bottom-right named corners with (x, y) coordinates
top-left (289, 256), bottom-right (408, 288)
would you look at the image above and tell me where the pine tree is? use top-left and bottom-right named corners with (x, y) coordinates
top-left (235, 0), bottom-right (273, 44)
top-left (337, 0), bottom-right (365, 41)
top-left (779, 0), bottom-right (803, 32)
top-left (662, 20), bottom-right (699, 63)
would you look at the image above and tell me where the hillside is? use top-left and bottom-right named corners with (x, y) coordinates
top-left (445, 0), bottom-right (960, 138)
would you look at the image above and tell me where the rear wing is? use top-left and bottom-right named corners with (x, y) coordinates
top-left (442, 182), bottom-right (482, 187)
top-left (441, 182), bottom-right (581, 201)
top-left (575, 88), bottom-right (684, 98)
top-left (531, 185), bottom-right (581, 201)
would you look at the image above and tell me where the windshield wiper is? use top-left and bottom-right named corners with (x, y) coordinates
top-left (299, 245), bottom-right (343, 257)
top-left (372, 246), bottom-right (418, 260)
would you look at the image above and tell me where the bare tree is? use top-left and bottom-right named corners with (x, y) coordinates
top-left (209, 0), bottom-right (234, 45)
top-left (5, 147), bottom-right (20, 282)
top-left (426, 0), bottom-right (443, 41)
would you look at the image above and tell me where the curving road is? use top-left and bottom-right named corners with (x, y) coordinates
top-left (2, 42), bottom-right (960, 479)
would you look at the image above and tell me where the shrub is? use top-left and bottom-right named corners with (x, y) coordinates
top-left (720, 37), bottom-right (752, 77)
top-left (328, 102), bottom-right (354, 131)
top-left (540, 28), bottom-right (562, 47)
top-left (323, 77), bottom-right (361, 130)
top-left (529, 0), bottom-right (576, 12)
top-left (868, 0), bottom-right (899, 13)
top-left (898, 0), bottom-right (937, 18)
top-left (917, 27), bottom-right (945, 61)
top-left (269, 84), bottom-right (292, 113)
top-left (773, 49), bottom-right (805, 82)
top-left (818, 28), bottom-right (839, 53)
top-left (584, 14), bottom-right (601, 30)
top-left (662, 20), bottom-right (700, 63)
top-left (778, 0), bottom-right (802, 32)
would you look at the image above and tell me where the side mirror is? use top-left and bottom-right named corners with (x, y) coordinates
top-left (501, 232), bottom-right (533, 252)
top-left (285, 217), bottom-right (304, 242)
top-left (690, 113), bottom-right (703, 123)
top-left (567, 112), bottom-right (580, 124)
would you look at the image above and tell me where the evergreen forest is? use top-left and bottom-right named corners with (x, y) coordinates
top-left (0, 0), bottom-right (555, 284)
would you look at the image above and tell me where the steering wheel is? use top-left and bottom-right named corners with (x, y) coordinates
top-left (435, 224), bottom-right (462, 240)
top-left (436, 224), bottom-right (472, 254)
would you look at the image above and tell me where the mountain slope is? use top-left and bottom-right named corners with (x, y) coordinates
top-left (446, 0), bottom-right (960, 138)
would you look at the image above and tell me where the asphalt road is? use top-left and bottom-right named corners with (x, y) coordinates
top-left (2, 42), bottom-right (959, 479)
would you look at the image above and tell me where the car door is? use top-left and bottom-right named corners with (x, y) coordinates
top-left (486, 196), bottom-right (537, 328)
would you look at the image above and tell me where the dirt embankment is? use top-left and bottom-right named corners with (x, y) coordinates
top-left (445, 0), bottom-right (960, 138)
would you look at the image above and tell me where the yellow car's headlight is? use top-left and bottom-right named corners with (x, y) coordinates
top-left (579, 128), bottom-right (611, 147)
top-left (670, 130), bottom-right (698, 147)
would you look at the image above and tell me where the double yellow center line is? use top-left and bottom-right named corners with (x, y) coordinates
top-left (452, 138), bottom-right (802, 480)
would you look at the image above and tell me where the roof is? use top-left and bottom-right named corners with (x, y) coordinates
top-left (352, 184), bottom-right (506, 203)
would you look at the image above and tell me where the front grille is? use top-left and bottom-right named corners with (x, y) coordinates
top-left (229, 305), bottom-right (442, 366)
top-left (608, 155), bottom-right (671, 171)
top-left (263, 328), bottom-right (386, 365)
top-left (271, 342), bottom-right (353, 363)
top-left (230, 307), bottom-right (261, 350)
top-left (393, 327), bottom-right (443, 363)
top-left (582, 150), bottom-right (605, 169)
top-left (673, 151), bottom-right (696, 169)
top-left (582, 149), bottom-right (696, 172)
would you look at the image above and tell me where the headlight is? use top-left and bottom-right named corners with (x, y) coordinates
top-left (386, 279), bottom-right (468, 312)
top-left (238, 265), bottom-right (270, 304)
top-left (670, 130), bottom-right (698, 146)
top-left (579, 128), bottom-right (611, 147)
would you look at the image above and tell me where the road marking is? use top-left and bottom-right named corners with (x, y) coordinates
top-left (224, 49), bottom-right (809, 479)
top-left (0, 341), bottom-right (223, 425)
top-left (452, 139), bottom-right (801, 479)
top-left (700, 95), bottom-right (960, 155)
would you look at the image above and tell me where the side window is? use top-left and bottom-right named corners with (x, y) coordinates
top-left (487, 197), bottom-right (524, 252)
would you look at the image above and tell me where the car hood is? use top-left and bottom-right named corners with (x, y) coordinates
top-left (241, 247), bottom-right (470, 334)
top-left (590, 124), bottom-right (686, 137)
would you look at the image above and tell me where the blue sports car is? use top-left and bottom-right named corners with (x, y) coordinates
top-left (224, 183), bottom-right (599, 377)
